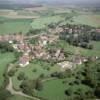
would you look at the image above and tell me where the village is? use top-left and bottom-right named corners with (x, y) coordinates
top-left (0, 24), bottom-right (99, 70)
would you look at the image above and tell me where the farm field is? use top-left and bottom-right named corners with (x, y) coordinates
top-left (0, 53), bottom-right (15, 87)
top-left (0, 8), bottom-right (65, 34)
top-left (31, 15), bottom-right (64, 29)
top-left (0, 17), bottom-right (32, 34)
top-left (73, 14), bottom-right (100, 27)
top-left (0, 9), bottom-right (39, 19)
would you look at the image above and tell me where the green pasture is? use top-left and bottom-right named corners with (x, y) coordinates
top-left (36, 65), bottom-right (91, 100)
top-left (12, 60), bottom-right (61, 90)
top-left (31, 16), bottom-right (64, 29)
top-left (73, 15), bottom-right (100, 27)
top-left (0, 52), bottom-right (15, 87)
top-left (0, 17), bottom-right (32, 34)
top-left (51, 40), bottom-right (100, 57)
top-left (8, 95), bottom-right (33, 100)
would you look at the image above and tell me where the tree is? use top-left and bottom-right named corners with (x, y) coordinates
top-left (17, 72), bottom-right (26, 80)
top-left (0, 89), bottom-right (12, 100)
top-left (65, 88), bottom-right (72, 96)
top-left (27, 29), bottom-right (42, 35)
top-left (8, 68), bottom-right (17, 77)
top-left (0, 42), bottom-right (14, 53)
top-left (20, 79), bottom-right (36, 96)
top-left (35, 79), bottom-right (43, 91)
top-left (94, 86), bottom-right (100, 98)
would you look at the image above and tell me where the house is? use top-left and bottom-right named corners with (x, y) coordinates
top-left (3, 35), bottom-right (9, 41)
top-left (0, 36), bottom-right (3, 41)
top-left (55, 27), bottom-right (64, 33)
top-left (17, 43), bottom-right (31, 53)
top-left (48, 49), bottom-right (65, 61)
top-left (73, 55), bottom-right (88, 65)
top-left (58, 61), bottom-right (73, 70)
top-left (17, 43), bottom-right (25, 52)
top-left (90, 56), bottom-right (99, 61)
top-left (39, 35), bottom-right (48, 46)
top-left (58, 52), bottom-right (65, 61)
top-left (68, 29), bottom-right (73, 34)
top-left (33, 45), bottom-right (46, 58)
top-left (15, 34), bottom-right (24, 42)
top-left (96, 29), bottom-right (100, 33)
top-left (48, 35), bottom-right (59, 44)
top-left (19, 54), bottom-right (30, 67)
top-left (55, 49), bottom-right (61, 58)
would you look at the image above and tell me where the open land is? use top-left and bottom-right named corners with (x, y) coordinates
top-left (0, 5), bottom-right (100, 100)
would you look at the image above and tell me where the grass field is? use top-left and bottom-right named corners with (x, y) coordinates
top-left (0, 9), bottom-right (39, 19)
top-left (12, 60), bottom-right (61, 90)
top-left (0, 9), bottom-right (79, 34)
top-left (31, 16), bottom-right (64, 29)
top-left (73, 14), bottom-right (100, 27)
top-left (36, 79), bottom-right (67, 100)
top-left (8, 95), bottom-right (33, 100)
top-left (0, 52), bottom-right (15, 87)
top-left (0, 17), bottom-right (32, 34)
top-left (36, 65), bottom-right (91, 100)
top-left (0, 8), bottom-right (100, 100)
top-left (53, 40), bottom-right (100, 57)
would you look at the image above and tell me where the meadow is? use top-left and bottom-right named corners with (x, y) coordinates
top-left (12, 60), bottom-right (61, 90)
top-left (0, 8), bottom-right (65, 34)
top-left (0, 17), bottom-right (32, 34)
top-left (31, 15), bottom-right (64, 29)
top-left (61, 40), bottom-right (100, 57)
top-left (8, 95), bottom-right (33, 100)
top-left (0, 7), bottom-right (100, 100)
top-left (36, 65), bottom-right (91, 100)
top-left (0, 52), bottom-right (15, 87)
top-left (73, 14), bottom-right (100, 27)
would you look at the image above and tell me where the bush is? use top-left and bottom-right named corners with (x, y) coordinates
top-left (0, 42), bottom-right (14, 53)
top-left (32, 68), bottom-right (37, 72)
top-left (8, 68), bottom-right (17, 77)
top-left (35, 79), bottom-right (43, 91)
top-left (17, 72), bottom-right (26, 80)
top-left (20, 79), bottom-right (36, 96)
top-left (0, 89), bottom-right (12, 100)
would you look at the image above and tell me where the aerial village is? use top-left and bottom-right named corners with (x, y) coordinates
top-left (0, 25), bottom-right (99, 70)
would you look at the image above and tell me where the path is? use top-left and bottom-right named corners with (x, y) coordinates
top-left (6, 64), bottom-right (41, 100)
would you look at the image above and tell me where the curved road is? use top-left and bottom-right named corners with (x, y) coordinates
top-left (6, 64), bottom-right (41, 100)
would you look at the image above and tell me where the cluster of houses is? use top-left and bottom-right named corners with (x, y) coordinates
top-left (59, 24), bottom-right (100, 35)
top-left (0, 25), bottom-right (99, 69)
top-left (0, 34), bottom-right (24, 43)
top-left (11, 34), bottom-right (65, 67)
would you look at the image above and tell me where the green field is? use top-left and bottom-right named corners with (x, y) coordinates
top-left (36, 79), bottom-right (67, 100)
top-left (0, 15), bottom-right (64, 34)
top-left (12, 60), bottom-right (61, 90)
top-left (8, 95), bottom-right (33, 100)
top-left (0, 52), bottom-right (15, 87)
top-left (55, 40), bottom-right (100, 57)
top-left (36, 79), bottom-right (91, 100)
top-left (0, 8), bottom-right (100, 100)
top-left (73, 14), bottom-right (100, 27)
top-left (36, 65), bottom-right (91, 100)
top-left (31, 16), bottom-right (64, 29)
top-left (0, 17), bottom-right (32, 34)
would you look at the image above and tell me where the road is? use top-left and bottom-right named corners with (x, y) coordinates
top-left (6, 64), bottom-right (41, 100)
